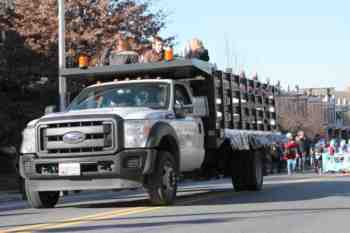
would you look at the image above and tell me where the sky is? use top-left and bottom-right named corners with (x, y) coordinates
top-left (158, 0), bottom-right (350, 91)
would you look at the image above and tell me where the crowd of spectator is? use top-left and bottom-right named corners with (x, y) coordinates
top-left (267, 131), bottom-right (344, 175)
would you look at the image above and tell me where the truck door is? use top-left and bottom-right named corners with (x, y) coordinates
top-left (171, 83), bottom-right (205, 172)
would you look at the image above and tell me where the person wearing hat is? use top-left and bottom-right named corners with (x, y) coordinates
top-left (284, 133), bottom-right (298, 175)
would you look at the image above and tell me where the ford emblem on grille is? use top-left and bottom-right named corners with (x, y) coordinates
top-left (63, 131), bottom-right (86, 144)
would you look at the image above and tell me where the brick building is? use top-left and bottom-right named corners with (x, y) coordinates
top-left (276, 92), bottom-right (336, 137)
top-left (302, 87), bottom-right (350, 138)
top-left (278, 86), bottom-right (350, 139)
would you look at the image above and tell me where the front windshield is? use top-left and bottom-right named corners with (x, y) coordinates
top-left (67, 83), bottom-right (170, 111)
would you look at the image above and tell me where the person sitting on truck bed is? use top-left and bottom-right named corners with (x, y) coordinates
top-left (110, 37), bottom-right (139, 65)
top-left (101, 36), bottom-right (139, 65)
top-left (185, 38), bottom-right (210, 62)
top-left (140, 36), bottom-right (164, 63)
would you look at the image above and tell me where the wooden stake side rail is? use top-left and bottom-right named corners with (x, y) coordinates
top-left (212, 71), bottom-right (277, 134)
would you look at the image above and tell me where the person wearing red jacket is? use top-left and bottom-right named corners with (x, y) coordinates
top-left (284, 133), bottom-right (298, 175)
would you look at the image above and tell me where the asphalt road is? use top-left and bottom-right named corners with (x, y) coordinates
top-left (0, 173), bottom-right (350, 233)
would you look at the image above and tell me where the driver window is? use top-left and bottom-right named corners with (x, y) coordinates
top-left (175, 84), bottom-right (192, 105)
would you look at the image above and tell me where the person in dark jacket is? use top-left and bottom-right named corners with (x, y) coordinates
top-left (296, 131), bottom-right (311, 171)
top-left (185, 38), bottom-right (210, 61)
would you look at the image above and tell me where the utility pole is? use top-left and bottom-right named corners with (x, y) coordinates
top-left (58, 0), bottom-right (66, 111)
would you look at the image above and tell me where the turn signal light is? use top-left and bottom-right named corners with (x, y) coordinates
top-left (164, 47), bottom-right (174, 61)
top-left (79, 55), bottom-right (89, 69)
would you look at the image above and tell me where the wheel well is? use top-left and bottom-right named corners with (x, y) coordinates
top-left (158, 136), bottom-right (180, 171)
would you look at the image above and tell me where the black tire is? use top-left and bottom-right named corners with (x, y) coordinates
top-left (25, 180), bottom-right (60, 208)
top-left (231, 152), bottom-right (249, 192)
top-left (145, 151), bottom-right (178, 206)
top-left (231, 172), bottom-right (247, 192)
top-left (246, 151), bottom-right (264, 191)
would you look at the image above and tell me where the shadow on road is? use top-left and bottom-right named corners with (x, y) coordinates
top-left (175, 180), bottom-right (350, 206)
top-left (70, 180), bottom-right (350, 208)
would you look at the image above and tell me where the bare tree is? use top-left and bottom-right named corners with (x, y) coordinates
top-left (11, 0), bottom-right (171, 64)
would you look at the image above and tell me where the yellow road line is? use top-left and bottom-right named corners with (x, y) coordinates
top-left (0, 207), bottom-right (143, 233)
top-left (38, 207), bottom-right (162, 232)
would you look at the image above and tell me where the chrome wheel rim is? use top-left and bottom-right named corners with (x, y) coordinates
top-left (161, 160), bottom-right (176, 193)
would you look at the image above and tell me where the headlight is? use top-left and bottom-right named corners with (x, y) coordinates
top-left (20, 127), bottom-right (36, 154)
top-left (124, 120), bottom-right (151, 148)
top-left (20, 120), bottom-right (38, 154)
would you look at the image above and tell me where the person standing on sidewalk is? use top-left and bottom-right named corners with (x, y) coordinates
top-left (284, 133), bottom-right (298, 175)
top-left (313, 139), bottom-right (324, 175)
top-left (296, 131), bottom-right (308, 172)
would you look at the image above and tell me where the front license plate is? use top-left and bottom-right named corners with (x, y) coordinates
top-left (59, 163), bottom-right (81, 176)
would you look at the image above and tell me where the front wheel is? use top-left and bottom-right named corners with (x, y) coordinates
top-left (25, 180), bottom-right (60, 208)
top-left (145, 151), bottom-right (178, 206)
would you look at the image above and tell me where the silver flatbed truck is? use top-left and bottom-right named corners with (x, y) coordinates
top-left (20, 59), bottom-right (281, 208)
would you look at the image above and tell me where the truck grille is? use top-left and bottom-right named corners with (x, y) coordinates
top-left (37, 119), bottom-right (116, 157)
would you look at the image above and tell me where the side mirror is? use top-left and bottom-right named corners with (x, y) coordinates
top-left (45, 105), bottom-right (57, 115)
top-left (174, 103), bottom-right (186, 118)
top-left (192, 97), bottom-right (209, 117)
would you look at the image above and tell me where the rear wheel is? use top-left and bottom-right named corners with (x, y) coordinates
top-left (25, 180), bottom-right (60, 208)
top-left (231, 150), bottom-right (264, 191)
top-left (145, 151), bottom-right (178, 206)
top-left (231, 171), bottom-right (247, 191)
top-left (231, 152), bottom-right (249, 192)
